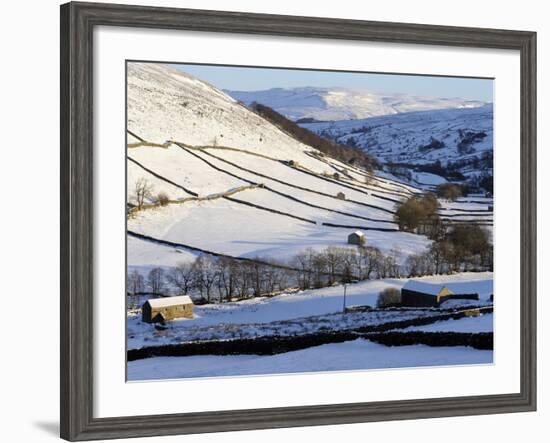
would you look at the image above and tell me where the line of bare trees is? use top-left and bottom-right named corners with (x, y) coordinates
top-left (127, 245), bottom-right (403, 303)
top-left (127, 255), bottom-right (294, 303)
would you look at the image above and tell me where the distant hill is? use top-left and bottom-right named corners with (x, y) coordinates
top-left (226, 86), bottom-right (488, 121)
top-left (299, 105), bottom-right (493, 178)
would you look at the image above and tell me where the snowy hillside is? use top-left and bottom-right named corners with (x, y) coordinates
top-left (126, 63), bottom-right (493, 380)
top-left (128, 64), bottom-right (319, 162)
top-left (300, 105), bottom-right (493, 169)
top-left (227, 86), bottom-right (487, 121)
top-left (127, 63), bottom-right (492, 272)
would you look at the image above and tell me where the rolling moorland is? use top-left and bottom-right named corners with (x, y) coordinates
top-left (229, 86), bottom-right (493, 188)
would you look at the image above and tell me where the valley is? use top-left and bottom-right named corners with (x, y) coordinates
top-left (126, 63), bottom-right (494, 380)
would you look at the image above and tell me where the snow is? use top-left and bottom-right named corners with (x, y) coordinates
top-left (402, 313), bottom-right (493, 333)
top-left (127, 234), bottom-right (200, 271)
top-left (127, 197), bottom-right (431, 264)
top-left (413, 172), bottom-right (447, 186)
top-left (128, 308), bottom-right (445, 347)
top-left (128, 145), bottom-right (246, 197)
top-left (125, 62), bottom-right (493, 291)
top-left (226, 86), bottom-right (487, 121)
top-left (127, 273), bottom-right (493, 350)
top-left (197, 148), bottom-right (399, 214)
top-left (300, 105), bottom-right (493, 170)
top-left (125, 63), bottom-right (494, 381)
top-left (127, 63), bottom-right (490, 271)
top-left (128, 63), bottom-right (328, 171)
top-left (232, 188), bottom-right (397, 228)
top-left (127, 338), bottom-right (493, 380)
top-left (146, 295), bottom-right (193, 308)
top-left (127, 159), bottom-right (192, 205)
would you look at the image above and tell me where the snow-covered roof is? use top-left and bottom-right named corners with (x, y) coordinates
top-left (145, 295), bottom-right (193, 308)
top-left (350, 230), bottom-right (365, 237)
top-left (402, 280), bottom-right (453, 296)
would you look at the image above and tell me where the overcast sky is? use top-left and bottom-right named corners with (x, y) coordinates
top-left (170, 63), bottom-right (493, 102)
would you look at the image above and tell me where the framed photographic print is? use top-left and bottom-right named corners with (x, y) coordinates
top-left (60, 1), bottom-right (536, 441)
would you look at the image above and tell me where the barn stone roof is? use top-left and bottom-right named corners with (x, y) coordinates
top-left (145, 295), bottom-right (193, 308)
top-left (402, 280), bottom-right (453, 296)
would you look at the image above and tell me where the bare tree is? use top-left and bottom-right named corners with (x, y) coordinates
top-left (379, 254), bottom-right (399, 279)
top-left (147, 267), bottom-right (166, 295)
top-left (127, 269), bottom-right (145, 295)
top-left (216, 257), bottom-right (238, 302)
top-left (310, 251), bottom-right (327, 288)
top-left (247, 259), bottom-right (266, 297)
top-left (273, 267), bottom-right (292, 293)
top-left (358, 246), bottom-right (383, 280)
top-left (192, 256), bottom-right (218, 302)
top-left (167, 262), bottom-right (195, 295)
top-left (291, 248), bottom-right (316, 289)
top-left (234, 261), bottom-right (252, 299)
top-left (324, 246), bottom-right (345, 285)
top-left (134, 178), bottom-right (154, 209)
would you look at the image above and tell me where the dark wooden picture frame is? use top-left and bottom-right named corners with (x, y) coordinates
top-left (60, 2), bottom-right (537, 440)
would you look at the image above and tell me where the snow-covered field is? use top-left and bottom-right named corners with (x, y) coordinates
top-left (402, 313), bottom-right (493, 333)
top-left (126, 63), bottom-right (494, 381)
top-left (128, 273), bottom-right (493, 350)
top-left (128, 339), bottom-right (493, 380)
top-left (128, 197), bottom-right (430, 266)
top-left (413, 172), bottom-right (447, 186)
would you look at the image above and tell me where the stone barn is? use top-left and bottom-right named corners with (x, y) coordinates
top-left (142, 295), bottom-right (194, 323)
top-left (401, 281), bottom-right (454, 307)
top-left (347, 230), bottom-right (366, 246)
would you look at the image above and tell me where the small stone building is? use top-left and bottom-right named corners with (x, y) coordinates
top-left (401, 280), bottom-right (479, 307)
top-left (336, 192), bottom-right (346, 200)
top-left (401, 281), bottom-right (454, 307)
top-left (347, 230), bottom-right (366, 246)
top-left (142, 295), bottom-right (194, 323)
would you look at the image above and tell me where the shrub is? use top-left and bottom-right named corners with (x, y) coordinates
top-left (394, 194), bottom-right (440, 235)
top-left (377, 287), bottom-right (401, 307)
top-left (157, 192), bottom-right (170, 206)
top-left (436, 183), bottom-right (463, 202)
top-left (447, 223), bottom-right (490, 257)
top-left (418, 137), bottom-right (445, 152)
